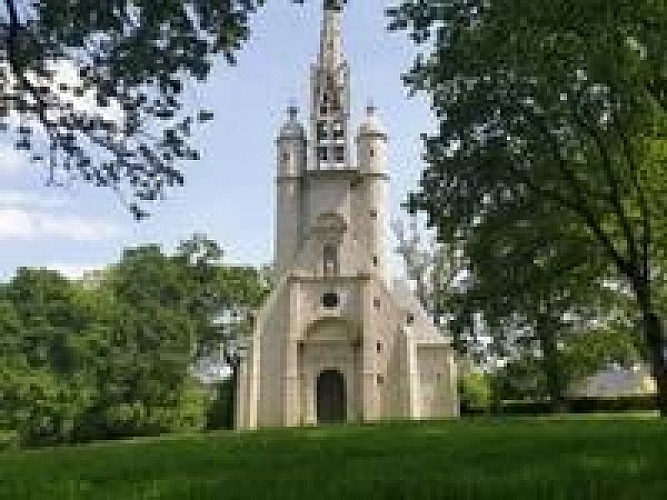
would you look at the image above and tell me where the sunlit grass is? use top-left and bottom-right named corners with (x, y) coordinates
top-left (1, 417), bottom-right (665, 499)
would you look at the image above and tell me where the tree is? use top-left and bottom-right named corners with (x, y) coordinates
top-left (109, 234), bottom-right (267, 427)
top-left (390, 0), bottom-right (667, 414)
top-left (395, 211), bottom-right (635, 411)
top-left (0, 235), bottom-right (269, 446)
top-left (173, 233), bottom-right (268, 355)
top-left (393, 218), bottom-right (464, 324)
top-left (454, 202), bottom-right (622, 410)
top-left (175, 234), bottom-right (269, 429)
top-left (0, 0), bottom-right (267, 217)
top-left (0, 269), bottom-right (100, 445)
top-left (91, 253), bottom-right (204, 439)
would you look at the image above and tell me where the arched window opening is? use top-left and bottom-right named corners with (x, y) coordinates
top-left (333, 121), bottom-right (344, 140)
top-left (334, 146), bottom-right (345, 163)
top-left (317, 121), bottom-right (328, 141)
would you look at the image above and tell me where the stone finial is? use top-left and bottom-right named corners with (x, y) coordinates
top-left (324, 0), bottom-right (345, 11)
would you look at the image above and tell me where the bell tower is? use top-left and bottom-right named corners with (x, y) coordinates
top-left (273, 0), bottom-right (390, 281)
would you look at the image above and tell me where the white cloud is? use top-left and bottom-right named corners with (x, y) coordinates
top-left (0, 144), bottom-right (30, 175)
top-left (0, 207), bottom-right (123, 241)
top-left (0, 208), bottom-right (33, 239)
top-left (0, 190), bottom-right (71, 209)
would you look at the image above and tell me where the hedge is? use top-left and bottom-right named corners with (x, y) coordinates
top-left (466, 395), bottom-right (658, 415)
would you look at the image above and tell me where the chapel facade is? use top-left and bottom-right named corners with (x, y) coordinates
top-left (236, 0), bottom-right (458, 428)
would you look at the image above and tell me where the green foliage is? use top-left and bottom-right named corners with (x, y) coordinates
top-left (458, 371), bottom-right (492, 412)
top-left (0, 0), bottom-right (269, 217)
top-left (491, 357), bottom-right (548, 402)
top-left (0, 419), bottom-right (665, 498)
top-left (562, 325), bottom-right (643, 384)
top-left (0, 235), bottom-right (267, 447)
top-left (390, 0), bottom-right (667, 412)
top-left (0, 430), bottom-right (19, 452)
top-left (489, 324), bottom-right (642, 404)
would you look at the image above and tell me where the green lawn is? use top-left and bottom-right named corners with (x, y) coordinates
top-left (1, 417), bottom-right (665, 499)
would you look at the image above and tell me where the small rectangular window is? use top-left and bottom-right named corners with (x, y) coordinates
top-left (334, 146), bottom-right (345, 163)
top-left (376, 341), bottom-right (382, 353)
top-left (318, 146), bottom-right (328, 162)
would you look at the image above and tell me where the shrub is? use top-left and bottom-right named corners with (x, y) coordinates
top-left (0, 431), bottom-right (19, 452)
top-left (493, 396), bottom-right (657, 415)
top-left (459, 372), bottom-right (493, 414)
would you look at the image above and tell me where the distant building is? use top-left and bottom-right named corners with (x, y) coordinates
top-left (236, 1), bottom-right (458, 428)
top-left (568, 364), bottom-right (657, 398)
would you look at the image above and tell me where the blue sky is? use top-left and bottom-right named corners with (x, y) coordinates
top-left (0, 1), bottom-right (434, 281)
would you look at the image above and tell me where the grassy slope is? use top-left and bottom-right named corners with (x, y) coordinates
top-left (1, 418), bottom-right (665, 499)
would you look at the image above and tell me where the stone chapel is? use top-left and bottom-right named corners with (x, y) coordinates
top-left (236, 0), bottom-right (458, 428)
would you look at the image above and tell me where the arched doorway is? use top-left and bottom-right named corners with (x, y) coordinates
top-left (316, 369), bottom-right (346, 424)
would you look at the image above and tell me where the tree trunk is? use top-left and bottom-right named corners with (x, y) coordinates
top-left (228, 363), bottom-right (239, 429)
top-left (536, 316), bottom-right (567, 413)
top-left (643, 312), bottom-right (666, 417)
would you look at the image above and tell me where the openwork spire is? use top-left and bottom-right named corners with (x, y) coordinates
top-left (311, 0), bottom-right (350, 169)
top-left (319, 0), bottom-right (344, 71)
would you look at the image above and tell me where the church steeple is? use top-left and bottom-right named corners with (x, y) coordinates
top-left (319, 0), bottom-right (345, 71)
top-left (310, 0), bottom-right (350, 170)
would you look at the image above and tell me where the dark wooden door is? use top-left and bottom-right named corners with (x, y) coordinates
top-left (317, 369), bottom-right (346, 423)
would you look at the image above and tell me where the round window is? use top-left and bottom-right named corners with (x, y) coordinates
top-left (322, 292), bottom-right (340, 309)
